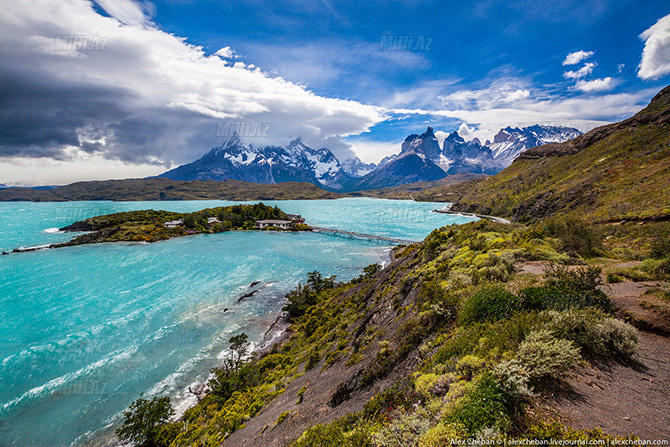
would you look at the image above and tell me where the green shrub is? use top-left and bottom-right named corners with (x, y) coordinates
top-left (363, 382), bottom-right (419, 422)
top-left (418, 422), bottom-right (467, 446)
top-left (514, 329), bottom-right (581, 382)
top-left (592, 318), bottom-right (638, 359)
top-left (640, 257), bottom-right (670, 279)
top-left (521, 264), bottom-right (611, 311)
top-left (446, 374), bottom-right (513, 435)
top-left (649, 237), bottom-right (669, 260)
top-left (544, 309), bottom-right (638, 360)
top-left (607, 273), bottom-right (623, 283)
top-left (544, 217), bottom-right (603, 256)
top-left (292, 414), bottom-right (372, 447)
top-left (493, 360), bottom-right (534, 400)
top-left (116, 395), bottom-right (175, 447)
top-left (277, 411), bottom-right (291, 425)
top-left (372, 413), bottom-right (431, 447)
top-left (306, 351), bottom-right (321, 370)
top-left (459, 286), bottom-right (521, 325)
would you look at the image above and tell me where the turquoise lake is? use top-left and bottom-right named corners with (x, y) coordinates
top-left (0, 198), bottom-right (476, 446)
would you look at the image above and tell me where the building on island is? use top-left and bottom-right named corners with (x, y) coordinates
top-left (285, 214), bottom-right (305, 223)
top-left (163, 219), bottom-right (183, 228)
top-left (207, 217), bottom-right (221, 225)
top-left (254, 219), bottom-right (294, 230)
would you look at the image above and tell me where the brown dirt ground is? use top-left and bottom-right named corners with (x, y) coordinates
top-left (540, 261), bottom-right (670, 440)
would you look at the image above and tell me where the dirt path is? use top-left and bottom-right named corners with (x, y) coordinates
top-left (546, 276), bottom-right (670, 440)
top-left (547, 332), bottom-right (670, 440)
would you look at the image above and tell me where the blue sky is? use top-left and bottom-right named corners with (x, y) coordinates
top-left (0, 0), bottom-right (669, 184)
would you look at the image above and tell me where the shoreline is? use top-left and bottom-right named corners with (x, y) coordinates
top-left (432, 208), bottom-right (512, 224)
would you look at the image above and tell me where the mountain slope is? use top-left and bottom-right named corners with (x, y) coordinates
top-left (487, 125), bottom-right (582, 167)
top-left (451, 85), bottom-right (670, 223)
top-left (353, 128), bottom-right (448, 189)
top-left (0, 178), bottom-right (343, 201)
top-left (159, 136), bottom-right (355, 191)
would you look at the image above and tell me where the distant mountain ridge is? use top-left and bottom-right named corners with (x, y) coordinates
top-left (354, 124), bottom-right (581, 189)
top-left (159, 135), bottom-right (355, 191)
top-left (158, 125), bottom-right (581, 191)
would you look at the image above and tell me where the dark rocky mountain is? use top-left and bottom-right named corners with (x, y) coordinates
top-left (158, 135), bottom-right (355, 191)
top-left (355, 124), bottom-right (582, 189)
top-left (353, 127), bottom-right (446, 190)
top-left (441, 132), bottom-right (500, 175)
top-left (158, 125), bottom-right (581, 192)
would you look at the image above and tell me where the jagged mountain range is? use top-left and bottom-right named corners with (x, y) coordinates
top-left (158, 125), bottom-right (581, 191)
top-left (159, 135), bottom-right (356, 191)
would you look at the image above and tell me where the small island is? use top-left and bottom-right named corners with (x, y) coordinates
top-left (6, 203), bottom-right (309, 254)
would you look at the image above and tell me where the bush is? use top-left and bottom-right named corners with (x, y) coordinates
top-left (545, 217), bottom-right (603, 256)
top-left (373, 413), bottom-right (431, 447)
top-left (418, 422), bottom-right (467, 446)
top-left (519, 264), bottom-right (611, 311)
top-left (607, 273), bottom-right (623, 283)
top-left (544, 309), bottom-right (638, 360)
top-left (293, 414), bottom-right (372, 447)
top-left (276, 411), bottom-right (291, 425)
top-left (493, 360), bottom-right (534, 400)
top-left (446, 374), bottom-right (513, 435)
top-left (415, 373), bottom-right (455, 398)
top-left (649, 237), bottom-right (670, 260)
top-left (459, 286), bottom-right (521, 325)
top-left (515, 329), bottom-right (581, 381)
top-left (116, 395), bottom-right (175, 447)
top-left (306, 351), bottom-right (321, 370)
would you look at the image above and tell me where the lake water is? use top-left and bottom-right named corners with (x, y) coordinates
top-left (0, 198), bottom-right (475, 446)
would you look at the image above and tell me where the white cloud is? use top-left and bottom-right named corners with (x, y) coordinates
top-left (457, 123), bottom-right (477, 140)
top-left (504, 89), bottom-right (530, 102)
top-left (392, 87), bottom-right (650, 143)
top-left (563, 50), bottom-right (594, 65)
top-left (563, 62), bottom-right (596, 79)
top-left (573, 77), bottom-right (615, 92)
top-left (0, 0), bottom-right (386, 184)
top-left (93, 0), bottom-right (152, 26)
top-left (638, 13), bottom-right (670, 80)
top-left (438, 81), bottom-right (533, 110)
top-left (0, 150), bottom-right (167, 187)
top-left (214, 46), bottom-right (234, 59)
top-left (344, 139), bottom-right (400, 164)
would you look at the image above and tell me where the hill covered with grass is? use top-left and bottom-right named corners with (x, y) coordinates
top-left (440, 85), bottom-right (670, 223)
top-left (0, 178), bottom-right (343, 202)
top-left (114, 216), bottom-right (670, 446)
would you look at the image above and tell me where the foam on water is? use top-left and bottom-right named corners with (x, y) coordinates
top-left (0, 198), bottom-right (476, 446)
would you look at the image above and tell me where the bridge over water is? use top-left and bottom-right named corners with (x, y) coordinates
top-left (309, 227), bottom-right (417, 246)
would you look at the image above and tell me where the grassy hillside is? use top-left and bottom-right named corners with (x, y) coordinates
top-left (446, 85), bottom-right (670, 223)
top-left (0, 178), bottom-right (343, 202)
top-left (114, 219), bottom-right (666, 447)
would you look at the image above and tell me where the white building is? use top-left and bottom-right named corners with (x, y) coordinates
top-left (254, 219), bottom-right (294, 230)
top-left (163, 219), bottom-right (183, 228)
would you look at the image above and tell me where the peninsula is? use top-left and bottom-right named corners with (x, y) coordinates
top-left (4, 203), bottom-right (308, 254)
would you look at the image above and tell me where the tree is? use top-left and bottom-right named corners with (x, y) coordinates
top-left (208, 333), bottom-right (252, 402)
top-left (227, 333), bottom-right (250, 371)
top-left (116, 394), bottom-right (175, 447)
